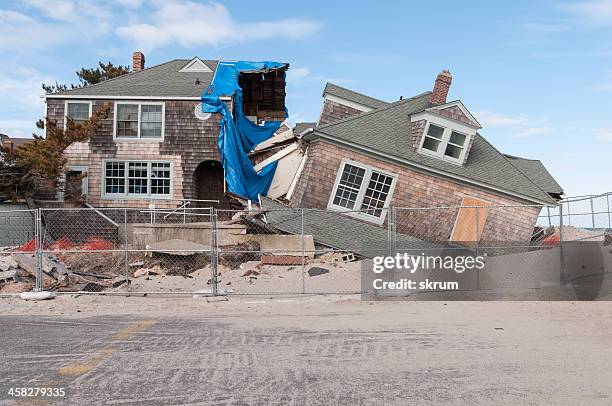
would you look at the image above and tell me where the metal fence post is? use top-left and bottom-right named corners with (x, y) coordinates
top-left (124, 208), bottom-right (129, 290)
top-left (35, 208), bottom-right (43, 292)
top-left (301, 209), bottom-right (305, 294)
top-left (547, 206), bottom-right (552, 227)
top-left (590, 197), bottom-right (596, 229)
top-left (559, 202), bottom-right (565, 285)
top-left (395, 208), bottom-right (398, 253)
top-left (606, 194), bottom-right (612, 229)
top-left (387, 207), bottom-right (393, 255)
top-left (475, 204), bottom-right (480, 291)
top-left (210, 207), bottom-right (218, 296)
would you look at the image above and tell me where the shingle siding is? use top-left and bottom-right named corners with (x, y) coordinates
top-left (318, 99), bottom-right (366, 126)
top-left (434, 105), bottom-right (472, 125)
top-left (51, 98), bottom-right (224, 208)
top-left (289, 140), bottom-right (542, 242)
top-left (410, 119), bottom-right (426, 151)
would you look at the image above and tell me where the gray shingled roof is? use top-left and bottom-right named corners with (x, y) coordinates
top-left (323, 83), bottom-right (389, 109)
top-left (293, 122), bottom-right (317, 136)
top-left (49, 59), bottom-right (218, 98)
top-left (260, 197), bottom-right (425, 258)
top-left (504, 154), bottom-right (563, 195)
top-left (306, 92), bottom-right (556, 204)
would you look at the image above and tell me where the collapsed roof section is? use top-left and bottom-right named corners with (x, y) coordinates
top-left (260, 196), bottom-right (424, 258)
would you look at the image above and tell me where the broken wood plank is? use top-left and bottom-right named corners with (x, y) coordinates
top-left (260, 255), bottom-right (303, 265)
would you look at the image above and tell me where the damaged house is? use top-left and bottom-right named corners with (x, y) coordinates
top-left (45, 52), bottom-right (288, 208)
top-left (261, 71), bottom-right (563, 244)
top-left (46, 53), bottom-right (561, 245)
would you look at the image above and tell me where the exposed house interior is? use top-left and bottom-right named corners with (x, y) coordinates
top-left (239, 68), bottom-right (287, 123)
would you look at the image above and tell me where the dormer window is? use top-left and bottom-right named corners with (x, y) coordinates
top-left (420, 122), bottom-right (469, 163)
top-left (411, 100), bottom-right (482, 166)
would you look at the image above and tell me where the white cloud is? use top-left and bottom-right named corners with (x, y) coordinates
top-left (285, 65), bottom-right (356, 89)
top-left (110, 0), bottom-right (143, 8)
top-left (474, 111), bottom-right (529, 127)
top-left (0, 66), bottom-right (49, 109)
top-left (286, 67), bottom-right (310, 83)
top-left (0, 64), bottom-right (49, 138)
top-left (563, 0), bottom-right (612, 26)
top-left (513, 127), bottom-right (553, 138)
top-left (475, 111), bottom-right (553, 138)
top-left (0, 10), bottom-right (68, 50)
top-left (594, 128), bottom-right (612, 142)
top-left (23, 0), bottom-right (76, 21)
top-left (116, 1), bottom-right (321, 51)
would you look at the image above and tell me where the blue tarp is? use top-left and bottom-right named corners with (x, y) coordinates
top-left (201, 61), bottom-right (287, 201)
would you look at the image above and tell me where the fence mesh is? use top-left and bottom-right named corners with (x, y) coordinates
top-left (0, 195), bottom-right (609, 298)
top-left (0, 209), bottom-right (36, 293)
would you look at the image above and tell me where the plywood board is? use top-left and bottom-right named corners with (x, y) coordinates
top-left (450, 197), bottom-right (489, 243)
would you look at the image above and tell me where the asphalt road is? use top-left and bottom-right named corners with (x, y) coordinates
top-left (1, 300), bottom-right (611, 405)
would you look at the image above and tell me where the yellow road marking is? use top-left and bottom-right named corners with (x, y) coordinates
top-left (14, 320), bottom-right (156, 404)
top-left (58, 319), bottom-right (156, 377)
top-left (112, 319), bottom-right (156, 341)
top-left (58, 346), bottom-right (116, 377)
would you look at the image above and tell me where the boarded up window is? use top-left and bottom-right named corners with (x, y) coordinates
top-left (450, 197), bottom-right (489, 244)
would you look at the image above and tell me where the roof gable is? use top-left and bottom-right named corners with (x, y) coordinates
top-left (179, 57), bottom-right (213, 73)
top-left (425, 101), bottom-right (481, 129)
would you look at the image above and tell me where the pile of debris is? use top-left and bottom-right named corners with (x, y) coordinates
top-left (0, 238), bottom-right (214, 293)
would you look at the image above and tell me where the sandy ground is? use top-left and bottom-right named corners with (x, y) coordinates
top-left (1, 296), bottom-right (611, 404)
top-left (124, 257), bottom-right (364, 294)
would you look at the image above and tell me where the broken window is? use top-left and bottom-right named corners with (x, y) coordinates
top-left (330, 161), bottom-right (396, 223)
top-left (238, 70), bottom-right (286, 123)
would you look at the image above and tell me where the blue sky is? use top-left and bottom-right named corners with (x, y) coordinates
top-left (0, 0), bottom-right (611, 196)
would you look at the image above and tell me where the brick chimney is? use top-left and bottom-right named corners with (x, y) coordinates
top-left (430, 69), bottom-right (452, 105)
top-left (132, 51), bottom-right (145, 72)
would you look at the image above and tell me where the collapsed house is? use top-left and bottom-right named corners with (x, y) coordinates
top-left (253, 71), bottom-right (563, 244)
top-left (44, 53), bottom-right (562, 249)
top-left (0, 59), bottom-right (577, 294)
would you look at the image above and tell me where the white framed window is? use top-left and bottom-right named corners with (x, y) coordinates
top-left (64, 101), bottom-right (92, 128)
top-left (113, 102), bottom-right (165, 140)
top-left (419, 121), bottom-right (470, 164)
top-left (328, 160), bottom-right (397, 224)
top-left (103, 160), bottom-right (172, 199)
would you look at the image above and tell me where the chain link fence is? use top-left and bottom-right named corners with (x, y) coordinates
top-left (539, 192), bottom-right (612, 241)
top-left (0, 195), bottom-right (610, 298)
